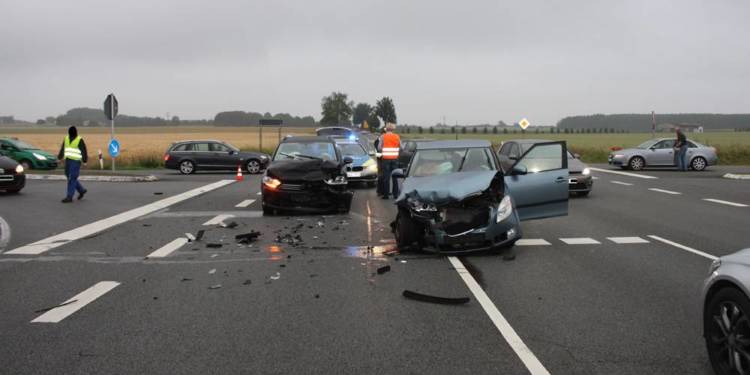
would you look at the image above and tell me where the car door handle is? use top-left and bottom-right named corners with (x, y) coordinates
top-left (555, 177), bottom-right (566, 183)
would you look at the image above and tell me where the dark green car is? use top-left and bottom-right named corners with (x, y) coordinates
top-left (0, 138), bottom-right (58, 170)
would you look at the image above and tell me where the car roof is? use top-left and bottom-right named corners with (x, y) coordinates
top-left (316, 126), bottom-right (354, 132)
top-left (281, 136), bottom-right (334, 143)
top-left (504, 139), bottom-right (553, 145)
top-left (416, 139), bottom-right (491, 150)
top-left (173, 140), bottom-right (226, 144)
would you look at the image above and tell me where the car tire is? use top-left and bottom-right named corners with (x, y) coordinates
top-left (628, 156), bottom-right (645, 171)
top-left (5, 188), bottom-right (21, 194)
top-left (691, 156), bottom-right (707, 171)
top-left (262, 205), bottom-right (274, 216)
top-left (20, 160), bottom-right (32, 171)
top-left (179, 160), bottom-right (195, 175)
top-left (394, 210), bottom-right (424, 250)
top-left (246, 159), bottom-right (261, 174)
top-left (704, 286), bottom-right (750, 375)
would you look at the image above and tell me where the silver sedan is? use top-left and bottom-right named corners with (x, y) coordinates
top-left (608, 138), bottom-right (718, 171)
top-left (702, 248), bottom-right (750, 375)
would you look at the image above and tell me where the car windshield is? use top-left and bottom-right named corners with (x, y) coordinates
top-left (274, 142), bottom-right (337, 161)
top-left (223, 143), bottom-right (240, 152)
top-left (9, 140), bottom-right (38, 150)
top-left (338, 143), bottom-right (367, 157)
top-left (409, 148), bottom-right (495, 177)
top-left (636, 140), bottom-right (658, 149)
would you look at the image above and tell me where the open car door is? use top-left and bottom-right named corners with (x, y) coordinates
top-left (504, 141), bottom-right (569, 221)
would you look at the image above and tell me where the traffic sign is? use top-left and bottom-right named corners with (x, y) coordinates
top-left (260, 119), bottom-right (283, 126)
top-left (104, 94), bottom-right (119, 120)
top-left (518, 118), bottom-right (531, 130)
top-left (108, 139), bottom-right (120, 158)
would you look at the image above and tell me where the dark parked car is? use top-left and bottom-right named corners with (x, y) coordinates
top-left (164, 140), bottom-right (270, 175)
top-left (261, 136), bottom-right (353, 214)
top-left (391, 139), bottom-right (569, 253)
top-left (0, 137), bottom-right (57, 170)
top-left (0, 156), bottom-right (26, 193)
top-left (498, 139), bottom-right (592, 196)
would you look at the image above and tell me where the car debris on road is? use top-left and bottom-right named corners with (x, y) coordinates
top-left (402, 290), bottom-right (470, 305)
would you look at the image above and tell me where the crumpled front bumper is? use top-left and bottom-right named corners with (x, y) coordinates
top-left (261, 183), bottom-right (353, 213)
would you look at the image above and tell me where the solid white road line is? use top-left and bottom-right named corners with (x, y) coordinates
top-left (516, 239), bottom-right (551, 246)
top-left (560, 237), bottom-right (601, 245)
top-left (610, 180), bottom-right (634, 186)
top-left (648, 188), bottom-right (681, 195)
top-left (589, 167), bottom-right (658, 179)
top-left (447, 257), bottom-right (550, 375)
top-left (235, 199), bottom-right (256, 208)
top-left (6, 180), bottom-right (236, 255)
top-left (0, 215), bottom-right (10, 252)
top-left (607, 237), bottom-right (650, 244)
top-left (647, 235), bottom-right (718, 261)
top-left (147, 238), bottom-right (189, 258)
top-left (31, 281), bottom-right (120, 323)
top-left (703, 198), bottom-right (748, 208)
top-left (203, 214), bottom-right (235, 226)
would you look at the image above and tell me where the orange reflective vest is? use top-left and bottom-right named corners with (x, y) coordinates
top-left (381, 133), bottom-right (400, 160)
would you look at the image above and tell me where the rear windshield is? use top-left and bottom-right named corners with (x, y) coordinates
top-left (338, 143), bottom-right (367, 156)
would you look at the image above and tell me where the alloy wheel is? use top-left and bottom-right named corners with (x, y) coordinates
top-left (179, 161), bottom-right (194, 175)
top-left (629, 157), bottom-right (645, 171)
top-left (692, 157), bottom-right (707, 171)
top-left (247, 160), bottom-right (261, 174)
top-left (709, 300), bottom-right (750, 374)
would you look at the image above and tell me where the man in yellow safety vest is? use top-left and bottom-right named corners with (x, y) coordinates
top-left (57, 126), bottom-right (88, 203)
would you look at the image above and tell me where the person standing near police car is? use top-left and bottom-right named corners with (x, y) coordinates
top-left (57, 126), bottom-right (88, 203)
top-left (376, 123), bottom-right (401, 199)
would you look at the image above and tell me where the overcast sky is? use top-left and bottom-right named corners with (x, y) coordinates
top-left (1, 0), bottom-right (749, 125)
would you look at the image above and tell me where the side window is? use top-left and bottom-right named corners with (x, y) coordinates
top-left (172, 144), bottom-right (188, 152)
top-left (655, 140), bottom-right (675, 149)
top-left (461, 148), bottom-right (495, 172)
top-left (211, 143), bottom-right (229, 152)
top-left (687, 141), bottom-right (697, 148)
top-left (498, 143), bottom-right (511, 156)
top-left (193, 143), bottom-right (210, 152)
top-left (516, 143), bottom-right (564, 173)
top-left (510, 144), bottom-right (521, 159)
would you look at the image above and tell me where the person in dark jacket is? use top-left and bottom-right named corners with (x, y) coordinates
top-left (57, 126), bottom-right (88, 203)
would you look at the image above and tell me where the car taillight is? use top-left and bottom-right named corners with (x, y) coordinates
top-left (163, 154), bottom-right (170, 162)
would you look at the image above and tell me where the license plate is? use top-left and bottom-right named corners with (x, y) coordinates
top-left (347, 172), bottom-right (361, 178)
top-left (0, 168), bottom-right (4, 174)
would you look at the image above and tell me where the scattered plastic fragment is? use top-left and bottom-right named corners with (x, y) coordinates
top-left (220, 221), bottom-right (239, 229)
top-left (154, 192), bottom-right (163, 195)
top-left (34, 299), bottom-right (78, 313)
top-left (279, 264), bottom-right (286, 268)
top-left (195, 230), bottom-right (205, 241)
top-left (243, 279), bottom-right (252, 285)
top-left (315, 294), bottom-right (320, 299)
top-left (502, 254), bottom-right (516, 261)
top-left (208, 284), bottom-right (222, 290)
top-left (235, 231), bottom-right (261, 244)
top-left (208, 269), bottom-right (217, 274)
top-left (377, 265), bottom-right (391, 274)
top-left (310, 274), bottom-right (318, 278)
top-left (206, 243), bottom-right (223, 248)
top-left (270, 272), bottom-right (281, 280)
top-left (142, 224), bottom-right (152, 227)
top-left (181, 278), bottom-right (193, 282)
top-left (317, 221), bottom-right (325, 227)
top-left (185, 233), bottom-right (196, 242)
top-left (402, 290), bottom-right (470, 305)
top-left (210, 254), bottom-right (218, 258)
top-left (400, 260), bottom-right (407, 264)
top-left (153, 296), bottom-right (159, 300)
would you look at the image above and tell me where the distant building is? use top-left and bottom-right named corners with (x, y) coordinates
top-left (0, 116), bottom-right (15, 124)
top-left (656, 123), bottom-right (703, 133)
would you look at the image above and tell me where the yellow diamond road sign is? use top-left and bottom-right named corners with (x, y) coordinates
top-left (518, 118), bottom-right (531, 130)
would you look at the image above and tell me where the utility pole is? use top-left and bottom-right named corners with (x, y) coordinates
top-left (651, 111), bottom-right (656, 138)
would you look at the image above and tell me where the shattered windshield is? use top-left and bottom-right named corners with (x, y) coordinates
top-left (274, 142), bottom-right (337, 161)
top-left (409, 148), bottom-right (495, 177)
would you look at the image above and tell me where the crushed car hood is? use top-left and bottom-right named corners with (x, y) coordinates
top-left (266, 159), bottom-right (343, 181)
top-left (396, 171), bottom-right (503, 205)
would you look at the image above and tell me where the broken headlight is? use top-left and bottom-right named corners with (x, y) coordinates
top-left (407, 197), bottom-right (437, 212)
top-left (325, 175), bottom-right (347, 185)
top-left (262, 176), bottom-right (281, 190)
top-left (496, 195), bottom-right (513, 223)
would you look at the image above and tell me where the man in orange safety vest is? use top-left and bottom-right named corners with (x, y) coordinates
top-left (376, 123), bottom-right (401, 199)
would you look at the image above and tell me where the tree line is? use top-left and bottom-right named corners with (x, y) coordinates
top-left (320, 92), bottom-right (396, 131)
top-left (558, 113), bottom-right (750, 131)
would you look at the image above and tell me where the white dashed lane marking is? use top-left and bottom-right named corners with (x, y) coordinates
top-left (146, 238), bottom-right (189, 258)
top-left (648, 188), bottom-right (681, 195)
top-left (203, 214), bottom-right (235, 226)
top-left (31, 281), bottom-right (120, 323)
top-left (589, 168), bottom-right (658, 179)
top-left (560, 237), bottom-right (601, 245)
top-left (648, 235), bottom-right (718, 260)
top-left (610, 180), bottom-right (634, 186)
top-left (702, 198), bottom-right (748, 208)
top-left (235, 199), bottom-right (256, 208)
top-left (607, 237), bottom-right (650, 244)
top-left (516, 239), bottom-right (551, 246)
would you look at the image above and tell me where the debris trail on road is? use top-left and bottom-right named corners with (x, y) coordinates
top-left (402, 290), bottom-right (470, 305)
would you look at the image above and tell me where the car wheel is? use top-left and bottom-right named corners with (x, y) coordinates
top-left (691, 157), bottom-right (707, 171)
top-left (394, 210), bottom-right (424, 250)
top-left (179, 160), bottom-right (195, 175)
top-left (629, 156), bottom-right (645, 171)
top-left (705, 287), bottom-right (750, 375)
top-left (246, 159), bottom-right (261, 174)
top-left (20, 160), bottom-right (32, 171)
top-left (262, 205), bottom-right (274, 216)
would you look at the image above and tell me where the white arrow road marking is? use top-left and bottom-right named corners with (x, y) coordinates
top-left (31, 281), bottom-right (120, 323)
top-left (702, 198), bottom-right (748, 208)
top-left (5, 180), bottom-right (235, 255)
top-left (607, 237), bottom-right (650, 244)
top-left (648, 235), bottom-right (718, 260)
top-left (589, 168), bottom-right (658, 179)
top-left (235, 199), bottom-right (256, 208)
top-left (560, 237), bottom-right (601, 245)
top-left (648, 188), bottom-right (681, 195)
top-left (203, 214), bottom-right (235, 226)
top-left (448, 256), bottom-right (550, 375)
top-left (147, 238), bottom-right (189, 258)
top-left (516, 239), bottom-right (551, 246)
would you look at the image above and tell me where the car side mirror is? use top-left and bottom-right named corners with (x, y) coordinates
top-left (573, 153), bottom-right (581, 159)
top-left (391, 168), bottom-right (405, 179)
top-left (343, 156), bottom-right (353, 164)
top-left (228, 150), bottom-right (236, 155)
top-left (512, 165), bottom-right (528, 175)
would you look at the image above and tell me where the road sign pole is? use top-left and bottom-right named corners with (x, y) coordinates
top-left (110, 94), bottom-right (115, 173)
top-left (259, 123), bottom-right (263, 152)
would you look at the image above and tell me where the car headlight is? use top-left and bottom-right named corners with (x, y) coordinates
top-left (582, 168), bottom-right (590, 175)
top-left (260, 155), bottom-right (269, 160)
top-left (15, 165), bottom-right (25, 174)
top-left (324, 176), bottom-right (347, 185)
top-left (366, 164), bottom-right (378, 173)
top-left (262, 176), bottom-right (281, 189)
top-left (613, 154), bottom-right (624, 159)
top-left (32, 153), bottom-right (47, 161)
top-left (496, 195), bottom-right (513, 222)
top-left (407, 197), bottom-right (437, 212)
top-left (709, 259), bottom-right (721, 274)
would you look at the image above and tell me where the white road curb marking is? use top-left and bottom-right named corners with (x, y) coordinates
top-left (203, 214), bottom-right (235, 226)
top-left (610, 180), bottom-right (634, 186)
top-left (723, 173), bottom-right (750, 180)
top-left (0, 215), bottom-right (10, 252)
top-left (147, 238), bottom-right (189, 258)
top-left (516, 239), bottom-right (551, 246)
top-left (31, 281), bottom-right (120, 323)
top-left (448, 256), bottom-right (550, 375)
top-left (5, 180), bottom-right (235, 255)
top-left (235, 199), bottom-right (256, 208)
top-left (702, 198), bottom-right (748, 208)
top-left (560, 237), bottom-right (601, 245)
top-left (648, 188), bottom-right (681, 195)
top-left (607, 237), bottom-right (649, 244)
top-left (589, 168), bottom-right (658, 179)
top-left (648, 235), bottom-right (718, 260)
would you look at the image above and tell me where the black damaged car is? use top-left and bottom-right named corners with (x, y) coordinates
top-left (0, 156), bottom-right (26, 193)
top-left (261, 136), bottom-right (353, 215)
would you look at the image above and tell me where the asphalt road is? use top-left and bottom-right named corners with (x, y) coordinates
top-left (0, 165), bottom-right (748, 374)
